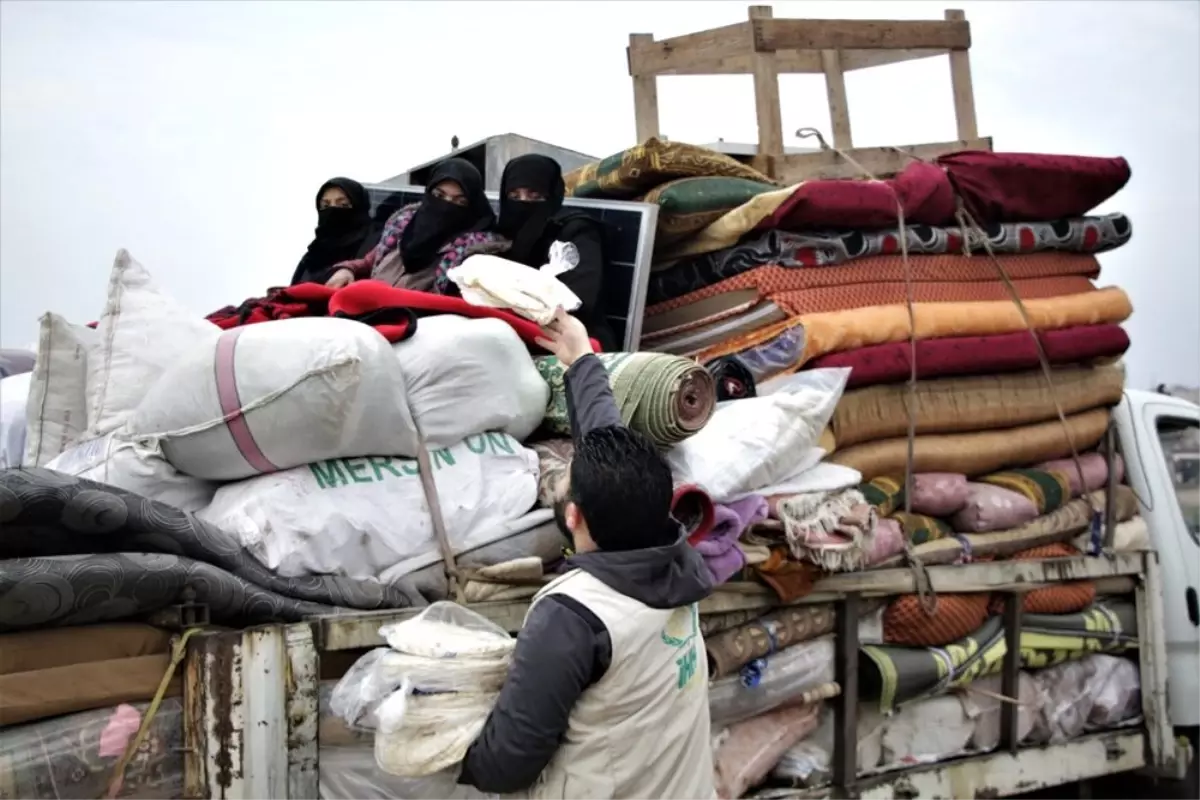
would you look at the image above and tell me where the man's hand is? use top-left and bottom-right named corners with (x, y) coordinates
top-left (535, 307), bottom-right (594, 367)
top-left (326, 268), bottom-right (355, 288)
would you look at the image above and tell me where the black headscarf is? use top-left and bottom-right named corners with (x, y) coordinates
top-left (497, 154), bottom-right (596, 267)
top-left (290, 177), bottom-right (379, 286)
top-left (399, 158), bottom-right (494, 272)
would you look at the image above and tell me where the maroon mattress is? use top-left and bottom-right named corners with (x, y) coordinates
top-left (754, 151), bottom-right (1131, 232)
top-left (805, 324), bottom-right (1131, 390)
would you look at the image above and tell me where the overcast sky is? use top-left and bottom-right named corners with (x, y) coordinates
top-left (1, 0), bottom-right (1197, 387)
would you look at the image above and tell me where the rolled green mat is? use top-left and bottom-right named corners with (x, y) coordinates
top-left (534, 352), bottom-right (716, 446)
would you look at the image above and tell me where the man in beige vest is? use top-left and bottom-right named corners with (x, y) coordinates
top-left (458, 309), bottom-right (716, 799)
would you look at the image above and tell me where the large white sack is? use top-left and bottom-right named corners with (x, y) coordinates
top-left (1, 373), bottom-right (32, 469)
top-left (667, 368), bottom-right (851, 502)
top-left (45, 432), bottom-right (218, 512)
top-left (392, 315), bottom-right (548, 446)
top-left (87, 250), bottom-right (223, 437)
top-left (198, 431), bottom-right (539, 580)
top-left (23, 313), bottom-right (99, 466)
top-left (129, 316), bottom-right (420, 481)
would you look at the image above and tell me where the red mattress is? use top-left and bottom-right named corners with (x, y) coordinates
top-left (805, 324), bottom-right (1130, 390)
top-left (754, 151), bottom-right (1131, 232)
top-left (206, 281), bottom-right (602, 352)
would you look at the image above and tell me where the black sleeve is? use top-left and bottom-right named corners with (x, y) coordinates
top-left (556, 220), bottom-right (605, 323)
top-left (458, 595), bottom-right (612, 794)
top-left (564, 353), bottom-right (624, 440)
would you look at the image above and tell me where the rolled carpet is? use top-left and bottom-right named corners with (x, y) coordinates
top-left (534, 352), bottom-right (716, 446)
top-left (830, 364), bottom-right (1125, 448)
top-left (828, 408), bottom-right (1111, 481)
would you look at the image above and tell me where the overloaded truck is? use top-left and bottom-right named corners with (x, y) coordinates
top-left (2, 6), bottom-right (1198, 800)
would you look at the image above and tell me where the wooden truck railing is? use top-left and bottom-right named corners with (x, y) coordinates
top-left (626, 6), bottom-right (993, 183)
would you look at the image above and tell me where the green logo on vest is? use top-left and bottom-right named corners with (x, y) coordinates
top-left (661, 604), bottom-right (701, 690)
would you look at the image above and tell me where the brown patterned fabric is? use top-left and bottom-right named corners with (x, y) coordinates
top-left (700, 608), bottom-right (766, 638)
top-left (772, 277), bottom-right (1096, 317)
top-left (0, 655), bottom-right (179, 727)
top-left (564, 138), bottom-right (774, 199)
top-left (647, 252), bottom-right (1102, 316)
top-left (705, 605), bottom-right (836, 678)
top-left (0, 624), bottom-right (172, 675)
top-left (531, 439), bottom-right (573, 508)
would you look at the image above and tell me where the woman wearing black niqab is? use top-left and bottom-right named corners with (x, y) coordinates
top-left (497, 154), bottom-right (617, 350)
top-left (290, 177), bottom-right (380, 286)
top-left (326, 158), bottom-right (507, 292)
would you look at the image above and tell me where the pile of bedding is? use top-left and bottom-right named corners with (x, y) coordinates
top-left (561, 139), bottom-right (1150, 797)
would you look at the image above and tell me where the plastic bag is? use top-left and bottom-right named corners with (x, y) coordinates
top-left (772, 705), bottom-right (885, 785)
top-left (374, 680), bottom-right (499, 777)
top-left (446, 243), bottom-right (581, 325)
top-left (369, 603), bottom-right (516, 778)
top-left (320, 745), bottom-right (496, 800)
top-left (330, 649), bottom-right (404, 730)
top-left (714, 702), bottom-right (822, 799)
top-left (667, 368), bottom-right (851, 503)
top-left (708, 635), bottom-right (835, 727)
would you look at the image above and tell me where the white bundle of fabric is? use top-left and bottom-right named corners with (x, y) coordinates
top-left (371, 603), bottom-right (515, 778)
top-left (447, 242), bottom-right (581, 325)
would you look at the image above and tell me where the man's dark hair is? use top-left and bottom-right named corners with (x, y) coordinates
top-left (567, 425), bottom-right (677, 551)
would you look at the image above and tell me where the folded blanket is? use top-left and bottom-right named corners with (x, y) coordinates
top-left (829, 408), bottom-right (1111, 481)
top-left (648, 214), bottom-right (1131, 304)
top-left (777, 490), bottom-right (879, 572)
top-left (696, 496), bottom-right (768, 584)
top-left (807, 324), bottom-right (1131, 390)
top-left (699, 287), bottom-right (1134, 374)
top-left (648, 252), bottom-right (1102, 316)
top-left (890, 510), bottom-right (954, 546)
top-left (0, 468), bottom-right (408, 617)
top-left (535, 352), bottom-right (716, 446)
top-left (1038, 451), bottom-right (1124, 495)
top-left (564, 138), bottom-right (773, 199)
top-left (830, 365), bottom-right (1125, 448)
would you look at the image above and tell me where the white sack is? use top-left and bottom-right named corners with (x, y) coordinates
top-left (392, 315), bottom-right (547, 446)
top-left (198, 432), bottom-right (539, 581)
top-left (667, 368), bottom-right (850, 502)
top-left (46, 432), bottom-right (218, 512)
top-left (87, 250), bottom-right (222, 437)
top-left (446, 242), bottom-right (581, 325)
top-left (1, 373), bottom-right (31, 469)
top-left (130, 316), bottom-right (419, 481)
top-left (23, 313), bottom-right (98, 466)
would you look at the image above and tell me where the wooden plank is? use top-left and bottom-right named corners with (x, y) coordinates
top-left (821, 49), bottom-right (853, 149)
top-left (772, 136), bottom-right (992, 183)
top-left (749, 6), bottom-right (784, 160)
top-left (627, 22), bottom-right (750, 77)
top-left (842, 48), bottom-right (947, 71)
top-left (776, 731), bottom-right (1147, 799)
top-left (944, 10), bottom-right (979, 140)
top-left (752, 17), bottom-right (970, 53)
top-left (629, 34), bottom-right (661, 142)
top-left (317, 554), bottom-right (1144, 651)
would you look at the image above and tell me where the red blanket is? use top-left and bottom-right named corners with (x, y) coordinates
top-left (806, 324), bottom-right (1130, 390)
top-left (206, 281), bottom-right (602, 352)
top-left (754, 152), bottom-right (1131, 232)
